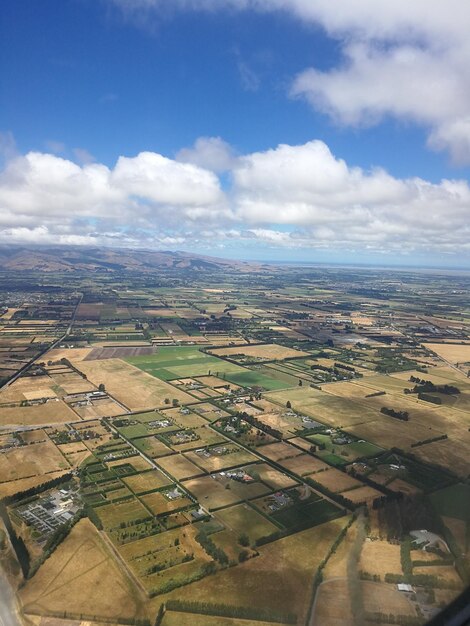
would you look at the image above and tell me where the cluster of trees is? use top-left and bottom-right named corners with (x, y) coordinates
top-left (365, 612), bottom-right (423, 625)
top-left (196, 530), bottom-right (228, 566)
top-left (164, 599), bottom-right (297, 624)
top-left (411, 434), bottom-right (448, 448)
top-left (380, 407), bottom-right (409, 421)
top-left (365, 390), bottom-right (385, 398)
top-left (239, 412), bottom-right (282, 439)
top-left (405, 377), bottom-right (460, 395)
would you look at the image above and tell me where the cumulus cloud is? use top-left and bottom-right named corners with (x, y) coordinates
top-left (109, 0), bottom-right (470, 163)
top-left (232, 140), bottom-right (470, 253)
top-left (0, 139), bottom-right (469, 258)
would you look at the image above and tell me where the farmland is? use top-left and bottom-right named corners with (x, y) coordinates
top-left (0, 261), bottom-right (468, 626)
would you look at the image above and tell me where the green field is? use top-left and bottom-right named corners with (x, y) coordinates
top-left (430, 484), bottom-right (470, 521)
top-left (126, 346), bottom-right (288, 390)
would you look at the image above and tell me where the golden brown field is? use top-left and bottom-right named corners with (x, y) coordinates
top-left (209, 343), bottom-right (309, 361)
top-left (71, 358), bottom-right (194, 411)
top-left (20, 519), bottom-right (148, 621)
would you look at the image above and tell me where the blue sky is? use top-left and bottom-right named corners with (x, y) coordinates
top-left (1, 1), bottom-right (470, 266)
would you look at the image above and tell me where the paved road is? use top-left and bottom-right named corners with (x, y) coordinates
top-left (0, 571), bottom-right (22, 626)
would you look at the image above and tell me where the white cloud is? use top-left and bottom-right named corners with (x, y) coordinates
top-left (0, 140), bottom-right (469, 258)
top-left (176, 136), bottom-right (237, 172)
top-left (232, 140), bottom-right (470, 252)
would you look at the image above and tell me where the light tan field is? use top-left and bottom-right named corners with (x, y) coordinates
top-left (0, 401), bottom-right (78, 428)
top-left (122, 469), bottom-right (172, 494)
top-left (362, 581), bottom-right (417, 616)
top-left (340, 486), bottom-right (382, 504)
top-left (266, 387), bottom-right (382, 428)
top-left (44, 347), bottom-right (92, 362)
top-left (254, 463), bottom-right (299, 490)
top-left (71, 358), bottom-right (194, 411)
top-left (161, 612), bottom-right (278, 626)
top-left (0, 440), bottom-right (70, 482)
top-left (311, 468), bottom-right (363, 493)
top-left (156, 454), bottom-right (204, 480)
top-left (0, 375), bottom-right (59, 404)
top-left (209, 343), bottom-right (309, 361)
top-left (313, 579), bottom-right (354, 626)
top-left (412, 565), bottom-right (462, 585)
top-left (106, 457), bottom-right (152, 474)
top-left (141, 491), bottom-right (192, 515)
top-left (0, 470), bottom-right (68, 499)
top-left (258, 441), bottom-right (303, 462)
top-left (182, 475), bottom-right (243, 509)
top-left (278, 454), bottom-right (330, 476)
top-left (155, 518), bottom-right (349, 624)
top-left (423, 343), bottom-right (470, 364)
top-left (20, 519), bottom-right (148, 620)
top-left (360, 540), bottom-right (403, 577)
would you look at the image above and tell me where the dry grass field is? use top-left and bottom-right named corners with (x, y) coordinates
top-left (0, 440), bottom-right (69, 482)
top-left (122, 469), bottom-right (172, 494)
top-left (155, 518), bottom-right (349, 624)
top-left (359, 540), bottom-right (403, 577)
top-left (313, 579), bottom-right (354, 626)
top-left (423, 343), bottom-right (470, 364)
top-left (0, 470), bottom-right (68, 499)
top-left (278, 454), bottom-right (331, 476)
top-left (310, 468), bottom-right (363, 493)
top-left (215, 503), bottom-right (278, 541)
top-left (182, 475), bottom-right (243, 509)
top-left (184, 446), bottom-right (257, 473)
top-left (97, 499), bottom-right (152, 529)
top-left (361, 581), bottom-right (417, 617)
top-left (161, 612), bottom-right (278, 626)
top-left (140, 491), bottom-right (192, 515)
top-left (266, 387), bottom-right (381, 428)
top-left (209, 343), bottom-right (309, 361)
top-left (72, 358), bottom-right (193, 411)
top-left (258, 441), bottom-right (302, 462)
top-left (44, 347), bottom-right (92, 362)
top-left (340, 486), bottom-right (382, 504)
top-left (156, 454), bottom-right (205, 480)
top-left (20, 519), bottom-right (148, 621)
top-left (0, 401), bottom-right (78, 428)
top-left (253, 462), bottom-right (299, 489)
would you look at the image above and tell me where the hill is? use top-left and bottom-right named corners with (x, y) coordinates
top-left (0, 245), bottom-right (255, 273)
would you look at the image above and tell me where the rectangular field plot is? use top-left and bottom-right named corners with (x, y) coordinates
top-left (215, 503), bottom-right (279, 542)
top-left (96, 498), bottom-right (152, 529)
top-left (131, 436), bottom-right (173, 458)
top-left (140, 490), bottom-right (192, 515)
top-left (253, 463), bottom-right (299, 490)
top-left (266, 387), bottom-right (382, 427)
top-left (258, 441), bottom-right (303, 462)
top-left (122, 469), bottom-right (172, 494)
top-left (156, 454), bottom-right (205, 480)
top-left (339, 485), bottom-right (382, 504)
top-left (209, 343), bottom-right (310, 362)
top-left (277, 453), bottom-right (331, 476)
top-left (183, 475), bottom-right (248, 510)
top-left (0, 440), bottom-right (70, 482)
top-left (430, 484), bottom-right (470, 521)
top-left (310, 467), bottom-right (365, 493)
top-left (72, 358), bottom-right (194, 411)
top-left (185, 444), bottom-right (257, 473)
top-left (126, 346), bottom-right (244, 380)
top-left (253, 487), bottom-right (342, 530)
